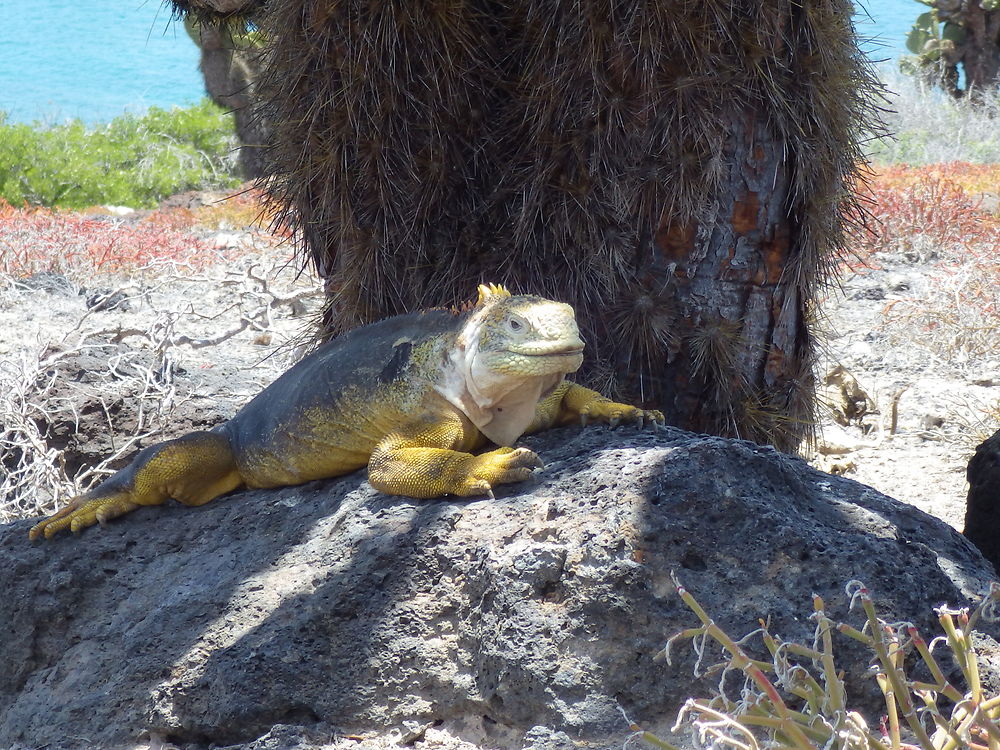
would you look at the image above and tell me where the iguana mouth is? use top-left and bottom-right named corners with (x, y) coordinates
top-left (517, 348), bottom-right (584, 357)
top-left (511, 340), bottom-right (585, 356)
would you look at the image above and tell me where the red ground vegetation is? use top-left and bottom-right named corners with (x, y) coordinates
top-left (852, 162), bottom-right (1000, 258)
top-left (848, 162), bottom-right (999, 348)
top-left (0, 188), bottom-right (287, 278)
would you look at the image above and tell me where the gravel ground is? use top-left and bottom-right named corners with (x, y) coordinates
top-left (811, 244), bottom-right (998, 532)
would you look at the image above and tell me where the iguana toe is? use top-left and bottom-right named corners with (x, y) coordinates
top-left (453, 446), bottom-right (542, 497)
top-left (577, 399), bottom-right (664, 430)
top-left (641, 409), bottom-right (666, 429)
top-left (29, 502), bottom-right (80, 540)
top-left (31, 494), bottom-right (142, 540)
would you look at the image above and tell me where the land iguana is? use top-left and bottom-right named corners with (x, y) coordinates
top-left (30, 284), bottom-right (663, 539)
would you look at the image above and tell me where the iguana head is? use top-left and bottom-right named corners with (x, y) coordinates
top-left (437, 283), bottom-right (585, 446)
top-left (469, 283), bottom-right (585, 377)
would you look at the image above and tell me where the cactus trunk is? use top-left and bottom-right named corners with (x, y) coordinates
top-left (168, 0), bottom-right (883, 451)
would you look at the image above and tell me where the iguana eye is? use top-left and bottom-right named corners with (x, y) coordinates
top-left (508, 317), bottom-right (524, 332)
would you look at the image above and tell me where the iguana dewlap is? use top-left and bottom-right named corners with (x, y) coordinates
top-left (30, 284), bottom-right (663, 539)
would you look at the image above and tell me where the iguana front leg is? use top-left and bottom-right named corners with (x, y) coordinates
top-left (367, 412), bottom-right (542, 499)
top-left (529, 381), bottom-right (665, 432)
top-left (29, 431), bottom-right (243, 539)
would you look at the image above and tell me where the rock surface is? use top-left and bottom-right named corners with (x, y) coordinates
top-left (1, 426), bottom-right (997, 750)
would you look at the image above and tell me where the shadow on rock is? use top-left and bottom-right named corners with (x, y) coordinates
top-left (1, 426), bottom-right (997, 749)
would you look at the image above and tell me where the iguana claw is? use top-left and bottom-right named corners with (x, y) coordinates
top-left (576, 397), bottom-right (664, 430)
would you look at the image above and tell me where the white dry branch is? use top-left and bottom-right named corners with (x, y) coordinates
top-left (0, 252), bottom-right (322, 524)
top-left (0, 341), bottom-right (180, 523)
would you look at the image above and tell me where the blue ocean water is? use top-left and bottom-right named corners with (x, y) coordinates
top-left (0, 0), bottom-right (202, 125)
top-left (1, 0), bottom-right (919, 126)
top-left (854, 0), bottom-right (920, 62)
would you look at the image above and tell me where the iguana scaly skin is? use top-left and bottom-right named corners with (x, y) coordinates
top-left (30, 284), bottom-right (663, 539)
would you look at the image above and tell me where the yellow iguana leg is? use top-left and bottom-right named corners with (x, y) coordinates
top-left (367, 413), bottom-right (543, 499)
top-left (529, 381), bottom-right (666, 432)
top-left (29, 431), bottom-right (243, 540)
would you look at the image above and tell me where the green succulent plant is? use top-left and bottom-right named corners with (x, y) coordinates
top-left (906, 9), bottom-right (965, 59)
